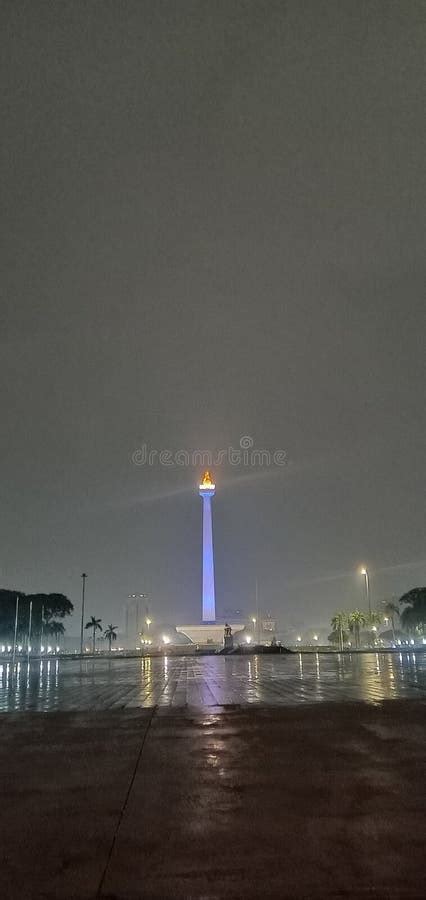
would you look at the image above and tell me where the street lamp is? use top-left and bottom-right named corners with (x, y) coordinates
top-left (27, 599), bottom-right (33, 666)
top-left (12, 594), bottom-right (19, 669)
top-left (360, 567), bottom-right (371, 616)
top-left (146, 617), bottom-right (152, 631)
top-left (80, 574), bottom-right (87, 655)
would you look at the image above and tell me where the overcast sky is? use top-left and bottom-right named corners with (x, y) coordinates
top-left (1, 0), bottom-right (425, 633)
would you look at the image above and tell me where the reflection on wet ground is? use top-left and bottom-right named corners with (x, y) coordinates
top-left (0, 651), bottom-right (425, 711)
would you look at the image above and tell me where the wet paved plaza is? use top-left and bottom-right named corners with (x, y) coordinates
top-left (0, 650), bottom-right (425, 711)
top-left (1, 653), bottom-right (425, 899)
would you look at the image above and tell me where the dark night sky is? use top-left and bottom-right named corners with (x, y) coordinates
top-left (1, 1), bottom-right (425, 633)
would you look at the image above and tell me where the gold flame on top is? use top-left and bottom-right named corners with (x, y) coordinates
top-left (200, 470), bottom-right (214, 488)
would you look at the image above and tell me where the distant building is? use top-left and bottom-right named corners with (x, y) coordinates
top-left (262, 615), bottom-right (276, 634)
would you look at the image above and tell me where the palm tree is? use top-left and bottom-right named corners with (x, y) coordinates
top-left (348, 610), bottom-right (367, 649)
top-left (367, 611), bottom-right (382, 626)
top-left (382, 600), bottom-right (399, 642)
top-left (104, 624), bottom-right (118, 652)
top-left (366, 610), bottom-right (382, 645)
top-left (47, 620), bottom-right (65, 649)
top-left (85, 616), bottom-right (102, 654)
top-left (330, 612), bottom-right (348, 652)
top-left (400, 605), bottom-right (419, 636)
top-left (399, 588), bottom-right (426, 637)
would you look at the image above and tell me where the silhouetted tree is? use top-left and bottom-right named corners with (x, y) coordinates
top-left (0, 590), bottom-right (73, 642)
top-left (46, 621), bottom-right (66, 647)
top-left (382, 600), bottom-right (400, 641)
top-left (399, 588), bottom-right (426, 635)
top-left (85, 616), bottom-right (102, 653)
top-left (104, 624), bottom-right (118, 652)
top-left (364, 611), bottom-right (382, 645)
top-left (348, 610), bottom-right (367, 649)
top-left (330, 612), bottom-right (348, 651)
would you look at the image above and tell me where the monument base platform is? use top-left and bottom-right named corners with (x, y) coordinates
top-left (176, 624), bottom-right (242, 647)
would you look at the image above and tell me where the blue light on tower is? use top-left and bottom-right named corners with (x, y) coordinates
top-left (199, 470), bottom-right (216, 623)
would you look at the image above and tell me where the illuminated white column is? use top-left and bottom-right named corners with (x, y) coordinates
top-left (199, 472), bottom-right (216, 623)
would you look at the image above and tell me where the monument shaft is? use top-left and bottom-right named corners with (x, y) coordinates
top-left (202, 494), bottom-right (215, 622)
top-left (199, 471), bottom-right (216, 623)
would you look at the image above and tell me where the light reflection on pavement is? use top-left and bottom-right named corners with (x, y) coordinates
top-left (0, 651), bottom-right (425, 712)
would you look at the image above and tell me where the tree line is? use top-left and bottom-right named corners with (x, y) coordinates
top-left (0, 591), bottom-right (119, 655)
top-left (84, 616), bottom-right (118, 652)
top-left (330, 587), bottom-right (426, 650)
top-left (0, 589), bottom-right (73, 644)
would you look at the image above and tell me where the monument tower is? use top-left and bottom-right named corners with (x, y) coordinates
top-left (176, 472), bottom-right (242, 645)
top-left (199, 470), bottom-right (216, 622)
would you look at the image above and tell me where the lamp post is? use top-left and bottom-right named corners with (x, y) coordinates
top-left (40, 604), bottom-right (44, 655)
top-left (80, 573), bottom-right (87, 655)
top-left (27, 600), bottom-right (33, 666)
top-left (360, 567), bottom-right (371, 617)
top-left (255, 578), bottom-right (261, 644)
top-left (125, 603), bottom-right (129, 644)
top-left (12, 594), bottom-right (19, 668)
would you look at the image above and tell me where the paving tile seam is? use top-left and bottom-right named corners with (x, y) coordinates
top-left (94, 705), bottom-right (156, 900)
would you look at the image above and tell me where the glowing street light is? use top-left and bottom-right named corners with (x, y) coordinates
top-left (251, 616), bottom-right (257, 643)
top-left (245, 635), bottom-right (252, 644)
top-left (162, 635), bottom-right (170, 645)
top-left (360, 566), bottom-right (371, 616)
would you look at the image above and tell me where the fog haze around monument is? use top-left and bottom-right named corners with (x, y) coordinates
top-left (1, 1), bottom-right (425, 630)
